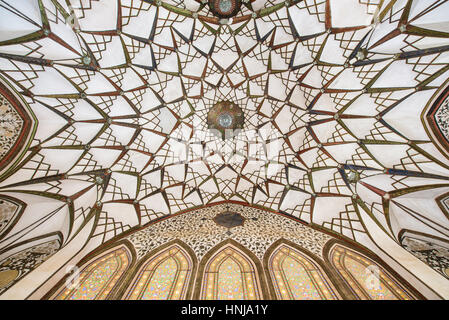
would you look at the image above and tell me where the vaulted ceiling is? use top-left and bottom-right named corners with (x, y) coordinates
top-left (1, 0), bottom-right (449, 298)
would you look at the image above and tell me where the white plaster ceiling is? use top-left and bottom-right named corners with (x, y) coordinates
top-left (0, 0), bottom-right (448, 273)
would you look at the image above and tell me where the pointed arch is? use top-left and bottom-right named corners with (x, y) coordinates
top-left (326, 241), bottom-right (418, 300)
top-left (264, 239), bottom-right (341, 300)
top-left (51, 242), bottom-right (132, 300)
top-left (194, 239), bottom-right (269, 300)
top-left (122, 240), bottom-right (196, 300)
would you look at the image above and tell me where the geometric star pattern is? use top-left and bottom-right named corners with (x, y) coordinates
top-left (0, 0), bottom-right (449, 297)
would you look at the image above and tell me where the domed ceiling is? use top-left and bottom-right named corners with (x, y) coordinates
top-left (0, 0), bottom-right (449, 298)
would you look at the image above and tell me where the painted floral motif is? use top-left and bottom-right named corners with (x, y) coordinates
top-left (402, 237), bottom-right (449, 280)
top-left (0, 196), bottom-right (23, 238)
top-left (127, 203), bottom-right (333, 261)
top-left (0, 240), bottom-right (59, 295)
top-left (0, 94), bottom-right (23, 161)
top-left (435, 97), bottom-right (449, 143)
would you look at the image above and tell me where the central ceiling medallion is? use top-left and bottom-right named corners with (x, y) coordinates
top-left (208, 0), bottom-right (242, 19)
top-left (207, 101), bottom-right (244, 139)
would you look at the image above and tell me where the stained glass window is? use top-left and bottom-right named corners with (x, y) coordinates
top-left (269, 244), bottom-right (338, 300)
top-left (124, 244), bottom-right (192, 300)
top-left (201, 246), bottom-right (261, 300)
top-left (54, 246), bottom-right (130, 300)
top-left (330, 245), bottom-right (414, 300)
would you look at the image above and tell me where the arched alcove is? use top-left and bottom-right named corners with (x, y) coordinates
top-left (194, 239), bottom-right (269, 300)
top-left (325, 241), bottom-right (419, 300)
top-left (49, 242), bottom-right (133, 300)
top-left (264, 239), bottom-right (341, 300)
top-left (121, 240), bottom-right (196, 300)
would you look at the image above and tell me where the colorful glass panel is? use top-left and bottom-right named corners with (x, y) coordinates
top-left (331, 245), bottom-right (414, 300)
top-left (201, 246), bottom-right (261, 300)
top-left (269, 245), bottom-right (337, 300)
top-left (125, 245), bottom-right (191, 300)
top-left (217, 257), bottom-right (244, 300)
top-left (54, 247), bottom-right (129, 300)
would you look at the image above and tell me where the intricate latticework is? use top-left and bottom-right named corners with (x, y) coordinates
top-left (0, 237), bottom-right (59, 295)
top-left (0, 0), bottom-right (449, 297)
